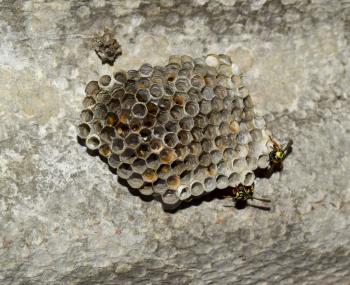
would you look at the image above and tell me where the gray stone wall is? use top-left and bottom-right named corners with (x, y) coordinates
top-left (0, 0), bottom-right (349, 284)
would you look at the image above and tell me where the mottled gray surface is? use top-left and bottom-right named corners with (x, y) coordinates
top-left (1, 0), bottom-right (350, 284)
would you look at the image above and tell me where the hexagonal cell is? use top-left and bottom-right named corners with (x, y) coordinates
top-left (235, 144), bottom-right (249, 158)
top-left (160, 148), bottom-right (176, 164)
top-left (188, 142), bottom-right (202, 156)
top-left (151, 75), bottom-right (163, 86)
top-left (140, 112), bottom-right (156, 128)
top-left (187, 87), bottom-right (201, 102)
top-left (232, 158), bottom-right (247, 172)
top-left (232, 98), bottom-right (244, 109)
top-left (136, 143), bottom-right (150, 158)
top-left (210, 150), bottom-right (222, 164)
top-left (157, 111), bottom-right (169, 124)
top-left (92, 103), bottom-right (108, 120)
top-left (175, 144), bottom-right (188, 160)
top-left (139, 63), bottom-right (153, 77)
top-left (132, 158), bottom-right (147, 174)
top-left (164, 82), bottom-right (176, 96)
top-left (191, 182), bottom-right (204, 196)
top-left (120, 148), bottom-right (137, 164)
top-left (177, 130), bottom-right (192, 145)
top-left (127, 70), bottom-right (139, 80)
top-left (223, 147), bottom-right (235, 161)
top-left (193, 64), bottom-right (207, 76)
top-left (240, 120), bottom-right (254, 132)
top-left (229, 120), bottom-right (240, 134)
top-left (207, 112), bottom-right (221, 126)
top-left (238, 86), bottom-right (249, 98)
top-left (107, 98), bottom-right (121, 113)
top-left (178, 68), bottom-right (192, 78)
top-left (171, 160), bottom-right (186, 175)
top-left (146, 153), bottom-right (160, 169)
top-left (114, 71), bottom-right (127, 84)
top-left (162, 189), bottom-right (179, 205)
top-left (193, 115), bottom-right (207, 129)
top-left (179, 117), bottom-right (194, 131)
top-left (143, 168), bottom-right (158, 183)
top-left (167, 175), bottom-right (181, 190)
top-left (257, 154), bottom-right (269, 169)
top-left (205, 125), bottom-right (219, 139)
top-left (136, 89), bottom-right (150, 103)
top-left (129, 118), bottom-right (142, 133)
top-left (105, 112), bottom-right (118, 126)
top-left (236, 131), bottom-right (252, 145)
top-left (175, 78), bottom-right (190, 92)
top-left (173, 93), bottom-right (187, 106)
top-left (199, 152), bottom-right (212, 167)
top-left (111, 88), bottom-right (125, 99)
top-left (98, 75), bottom-right (111, 87)
top-left (201, 138), bottom-right (213, 153)
top-left (205, 54), bottom-right (220, 67)
top-left (184, 154), bottom-right (198, 170)
top-left (228, 172), bottom-right (242, 187)
top-left (77, 123), bottom-right (91, 139)
top-left (131, 103), bottom-right (147, 119)
top-left (157, 164), bottom-right (171, 179)
top-left (165, 121), bottom-right (178, 133)
top-left (214, 135), bottom-right (228, 150)
top-left (181, 55), bottom-right (194, 66)
top-left (153, 179), bottom-right (167, 195)
top-left (150, 84), bottom-right (163, 98)
top-left (216, 175), bottom-right (229, 189)
top-left (164, 132), bottom-right (178, 148)
top-left (112, 137), bottom-right (125, 154)
top-left (200, 100), bottom-right (212, 115)
top-left (204, 177), bottom-right (216, 192)
top-left (153, 125), bottom-right (166, 138)
top-left (202, 87), bottom-right (215, 100)
top-left (177, 186), bottom-right (191, 200)
top-left (204, 74), bottom-right (217, 88)
top-left (140, 128), bottom-right (152, 143)
top-left (191, 127), bottom-right (204, 142)
top-left (86, 135), bottom-right (101, 150)
top-left (128, 173), bottom-right (144, 189)
top-left (250, 129), bottom-right (263, 141)
top-left (247, 156), bottom-right (258, 169)
top-left (146, 102), bottom-right (159, 116)
top-left (184, 101), bottom-right (199, 116)
top-left (108, 153), bottom-right (121, 168)
top-left (170, 105), bottom-right (184, 120)
top-left (125, 80), bottom-right (137, 94)
top-left (253, 116), bottom-right (266, 129)
top-left (191, 75), bottom-right (205, 89)
top-left (85, 81), bottom-right (100, 96)
top-left (244, 172), bottom-right (255, 186)
top-left (137, 78), bottom-right (151, 90)
top-left (92, 120), bottom-right (103, 134)
top-left (82, 96), bottom-right (96, 109)
top-left (100, 126), bottom-right (116, 144)
top-left (96, 91), bottom-right (111, 104)
top-left (125, 133), bottom-right (140, 147)
top-left (118, 163), bottom-right (133, 179)
top-left (139, 183), bottom-right (154, 196)
top-left (99, 144), bottom-right (112, 158)
top-left (150, 138), bottom-right (164, 154)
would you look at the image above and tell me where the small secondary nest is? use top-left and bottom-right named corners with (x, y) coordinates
top-left (93, 28), bottom-right (122, 65)
top-left (78, 54), bottom-right (271, 208)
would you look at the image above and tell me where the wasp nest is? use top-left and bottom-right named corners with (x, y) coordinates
top-left (78, 54), bottom-right (271, 207)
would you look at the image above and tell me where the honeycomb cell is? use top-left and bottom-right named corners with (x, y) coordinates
top-left (202, 87), bottom-right (215, 100)
top-left (165, 121), bottom-right (178, 133)
top-left (150, 138), bottom-right (163, 154)
top-left (191, 182), bottom-right (204, 196)
top-left (153, 125), bottom-right (166, 138)
top-left (177, 130), bottom-right (192, 145)
top-left (159, 98), bottom-right (172, 111)
top-left (242, 108), bottom-right (254, 121)
top-left (136, 143), bottom-right (150, 158)
top-left (132, 103), bottom-right (147, 119)
top-left (219, 122), bottom-right (231, 136)
top-left (204, 177), bottom-right (216, 192)
top-left (211, 97), bottom-right (224, 112)
top-left (177, 186), bottom-right (191, 200)
top-left (223, 147), bottom-right (235, 161)
top-left (205, 54), bottom-right (220, 67)
top-left (164, 132), bottom-right (178, 148)
top-left (77, 123), bottom-right (91, 139)
top-left (153, 179), bottom-right (167, 195)
top-left (100, 126), bottom-right (116, 144)
top-left (136, 89), bottom-right (150, 103)
top-left (175, 78), bottom-right (190, 92)
top-left (150, 84), bottom-right (163, 98)
top-left (146, 153), bottom-right (160, 169)
top-left (175, 144), bottom-right (187, 159)
top-left (125, 133), bottom-right (140, 147)
top-left (160, 148), bottom-right (176, 164)
top-left (139, 63), bottom-right (153, 77)
top-left (229, 120), bottom-right (240, 134)
top-left (235, 144), bottom-right (249, 158)
top-left (143, 168), bottom-right (158, 183)
top-left (243, 95), bottom-right (254, 108)
top-left (218, 54), bottom-right (232, 65)
top-left (96, 91), bottom-right (111, 104)
top-left (228, 172), bottom-right (242, 187)
top-left (170, 105), bottom-right (184, 120)
top-left (199, 152), bottom-right (212, 167)
top-left (184, 154), bottom-right (198, 170)
top-left (162, 190), bottom-right (179, 205)
top-left (232, 158), bottom-right (247, 172)
top-left (247, 156), bottom-right (258, 169)
top-left (157, 111), bottom-right (169, 124)
top-left (210, 150), bottom-right (222, 164)
top-left (253, 116), bottom-right (266, 129)
top-left (207, 112), bottom-right (221, 125)
top-left (217, 160), bottom-right (229, 174)
top-left (205, 125), bottom-right (219, 139)
top-left (191, 127), bottom-right (204, 142)
top-left (187, 87), bottom-right (201, 101)
top-left (173, 93), bottom-right (186, 106)
top-left (105, 112), bottom-right (118, 126)
top-left (157, 164), bottom-right (171, 179)
top-left (93, 103), bottom-right (108, 119)
top-left (92, 121), bottom-right (103, 134)
top-left (120, 148), bottom-right (136, 164)
top-left (99, 75), bottom-right (111, 87)
top-left (236, 131), bottom-right (252, 145)
top-left (114, 71), bottom-right (127, 84)
top-left (111, 88), bottom-right (125, 99)
top-left (179, 117), bottom-right (194, 131)
top-left (99, 144), bottom-right (112, 157)
top-left (132, 158), bottom-right (147, 173)
top-left (188, 142), bottom-right (202, 156)
top-left (127, 70), bottom-right (139, 80)
top-left (143, 114), bottom-right (156, 128)
top-left (257, 154), bottom-right (269, 169)
top-left (130, 118), bottom-right (142, 132)
top-left (107, 98), bottom-right (120, 112)
top-left (108, 153), bottom-right (121, 168)
top-left (178, 68), bottom-right (192, 78)
top-left (82, 96), bottom-right (96, 109)
top-left (137, 78), bottom-right (151, 90)
top-left (244, 172), bottom-right (255, 186)
top-left (118, 163), bottom-right (133, 179)
top-left (128, 173), bottom-right (144, 188)
top-left (200, 100), bottom-right (212, 115)
top-left (184, 101), bottom-right (199, 116)
top-left (85, 81), bottom-right (100, 96)
top-left (250, 129), bottom-right (263, 141)
top-left (146, 102), bottom-right (158, 116)
top-left (217, 175), bottom-right (229, 189)
top-left (167, 175), bottom-right (180, 190)
top-left (164, 82), bottom-right (176, 96)
top-left (204, 74), bottom-right (217, 87)
top-left (201, 138), bottom-right (213, 153)
top-left (238, 86), bottom-right (249, 98)
top-left (86, 135), bottom-right (101, 150)
top-left (112, 137), bottom-right (125, 154)
top-left (139, 183), bottom-right (153, 196)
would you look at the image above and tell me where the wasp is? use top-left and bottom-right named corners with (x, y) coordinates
top-left (268, 135), bottom-right (293, 171)
top-left (224, 184), bottom-right (271, 210)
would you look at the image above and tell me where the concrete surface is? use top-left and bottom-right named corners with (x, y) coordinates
top-left (0, 0), bottom-right (349, 284)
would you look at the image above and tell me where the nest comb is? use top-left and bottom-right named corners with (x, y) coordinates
top-left (77, 54), bottom-right (271, 208)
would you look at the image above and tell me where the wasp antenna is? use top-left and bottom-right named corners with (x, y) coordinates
top-left (223, 205), bottom-right (235, 208)
top-left (247, 203), bottom-right (271, 211)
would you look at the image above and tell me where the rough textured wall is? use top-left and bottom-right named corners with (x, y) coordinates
top-left (1, 0), bottom-right (350, 284)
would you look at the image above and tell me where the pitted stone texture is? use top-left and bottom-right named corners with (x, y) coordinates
top-left (78, 54), bottom-right (271, 206)
top-left (1, 0), bottom-right (350, 285)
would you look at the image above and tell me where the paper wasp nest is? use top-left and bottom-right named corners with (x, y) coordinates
top-left (78, 54), bottom-right (271, 207)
